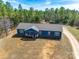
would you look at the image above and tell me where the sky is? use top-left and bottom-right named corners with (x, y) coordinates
top-left (2, 0), bottom-right (79, 10)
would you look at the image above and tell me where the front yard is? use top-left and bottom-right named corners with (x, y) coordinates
top-left (0, 30), bottom-right (74, 59)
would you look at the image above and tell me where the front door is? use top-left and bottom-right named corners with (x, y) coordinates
top-left (25, 28), bottom-right (39, 38)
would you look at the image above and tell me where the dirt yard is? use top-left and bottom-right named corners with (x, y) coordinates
top-left (0, 30), bottom-right (74, 59)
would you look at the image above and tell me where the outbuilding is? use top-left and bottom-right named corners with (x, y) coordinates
top-left (16, 23), bottom-right (63, 39)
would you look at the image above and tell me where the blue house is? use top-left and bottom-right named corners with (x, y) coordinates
top-left (16, 23), bottom-right (63, 39)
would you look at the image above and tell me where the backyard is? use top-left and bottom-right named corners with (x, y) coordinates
top-left (0, 30), bottom-right (74, 59)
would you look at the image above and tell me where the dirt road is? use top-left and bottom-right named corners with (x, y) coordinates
top-left (63, 27), bottom-right (79, 59)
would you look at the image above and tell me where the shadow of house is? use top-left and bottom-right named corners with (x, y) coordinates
top-left (12, 34), bottom-right (61, 41)
top-left (21, 37), bottom-right (37, 41)
top-left (38, 37), bottom-right (61, 41)
top-left (12, 34), bottom-right (37, 41)
top-left (12, 34), bottom-right (21, 38)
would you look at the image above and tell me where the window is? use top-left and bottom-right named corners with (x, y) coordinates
top-left (54, 32), bottom-right (60, 36)
top-left (19, 29), bottom-right (24, 33)
top-left (48, 32), bottom-right (50, 35)
top-left (39, 31), bottom-right (42, 34)
top-left (25, 33), bottom-right (28, 36)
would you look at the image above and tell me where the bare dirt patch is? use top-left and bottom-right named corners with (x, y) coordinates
top-left (0, 30), bottom-right (74, 59)
top-left (50, 35), bottom-right (74, 59)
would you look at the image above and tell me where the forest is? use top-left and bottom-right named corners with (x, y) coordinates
top-left (0, 0), bottom-right (79, 27)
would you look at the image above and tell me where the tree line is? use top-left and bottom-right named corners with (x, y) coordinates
top-left (0, 0), bottom-right (79, 27)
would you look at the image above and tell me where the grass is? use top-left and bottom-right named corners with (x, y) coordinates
top-left (67, 26), bottom-right (79, 41)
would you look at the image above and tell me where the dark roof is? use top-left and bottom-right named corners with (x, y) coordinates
top-left (16, 23), bottom-right (63, 32)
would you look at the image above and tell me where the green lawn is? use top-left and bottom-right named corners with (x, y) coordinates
top-left (67, 26), bottom-right (79, 41)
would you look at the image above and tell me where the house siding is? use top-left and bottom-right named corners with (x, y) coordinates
top-left (39, 30), bottom-right (50, 38)
top-left (49, 31), bottom-right (54, 38)
top-left (39, 30), bottom-right (62, 39)
top-left (17, 29), bottom-right (62, 39)
top-left (17, 29), bottom-right (25, 36)
top-left (25, 29), bottom-right (39, 38)
top-left (53, 31), bottom-right (62, 39)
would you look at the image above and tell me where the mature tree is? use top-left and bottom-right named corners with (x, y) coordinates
top-left (18, 4), bottom-right (23, 22)
top-left (28, 7), bottom-right (34, 22)
top-left (1, 0), bottom-right (79, 28)
top-left (44, 8), bottom-right (50, 22)
top-left (0, 0), bottom-right (3, 17)
top-left (54, 8), bottom-right (60, 23)
top-left (6, 2), bottom-right (13, 18)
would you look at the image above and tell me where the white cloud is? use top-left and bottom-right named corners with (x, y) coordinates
top-left (45, 0), bottom-right (51, 5)
top-left (63, 3), bottom-right (79, 10)
top-left (2, 0), bottom-right (8, 2)
top-left (34, 2), bottom-right (79, 10)
top-left (45, 1), bottom-right (51, 5)
top-left (3, 0), bottom-right (30, 9)
top-left (2, 0), bottom-right (79, 10)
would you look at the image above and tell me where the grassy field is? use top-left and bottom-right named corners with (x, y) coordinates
top-left (0, 30), bottom-right (74, 59)
top-left (67, 26), bottom-right (79, 41)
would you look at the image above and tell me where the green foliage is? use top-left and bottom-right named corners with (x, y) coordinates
top-left (0, 0), bottom-right (79, 26)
